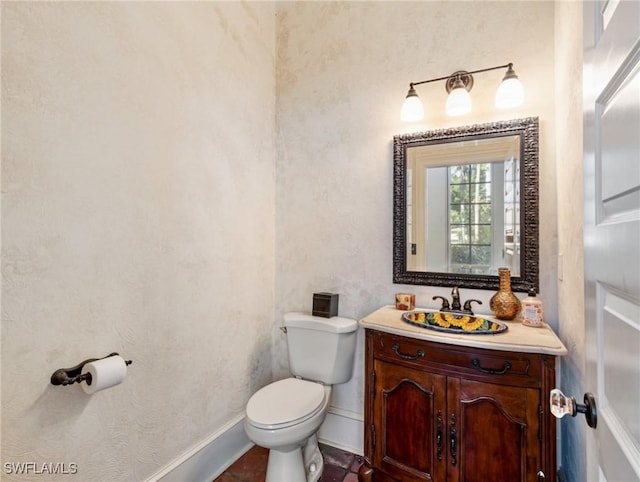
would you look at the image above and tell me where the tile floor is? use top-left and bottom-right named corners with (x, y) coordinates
top-left (214, 443), bottom-right (363, 482)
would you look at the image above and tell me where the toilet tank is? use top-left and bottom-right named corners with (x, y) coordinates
top-left (284, 312), bottom-right (358, 385)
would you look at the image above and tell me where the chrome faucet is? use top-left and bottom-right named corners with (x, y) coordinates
top-left (433, 287), bottom-right (482, 315)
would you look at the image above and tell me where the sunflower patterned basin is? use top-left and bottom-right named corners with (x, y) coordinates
top-left (401, 311), bottom-right (508, 335)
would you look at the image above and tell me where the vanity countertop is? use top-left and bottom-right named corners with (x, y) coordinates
top-left (360, 305), bottom-right (568, 356)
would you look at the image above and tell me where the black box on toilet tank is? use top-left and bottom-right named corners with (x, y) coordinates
top-left (312, 293), bottom-right (339, 318)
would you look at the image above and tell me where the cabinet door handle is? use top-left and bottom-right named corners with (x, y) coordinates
top-left (471, 358), bottom-right (512, 375)
top-left (537, 470), bottom-right (545, 481)
top-left (449, 414), bottom-right (457, 466)
top-left (392, 343), bottom-right (425, 360)
top-left (436, 411), bottom-right (443, 461)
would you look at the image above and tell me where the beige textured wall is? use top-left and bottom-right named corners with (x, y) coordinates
top-left (275, 1), bottom-right (557, 415)
top-left (1, 2), bottom-right (275, 480)
top-left (554, 1), bottom-right (586, 480)
top-left (2, 0), bottom-right (569, 478)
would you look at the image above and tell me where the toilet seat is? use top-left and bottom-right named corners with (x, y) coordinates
top-left (246, 378), bottom-right (326, 430)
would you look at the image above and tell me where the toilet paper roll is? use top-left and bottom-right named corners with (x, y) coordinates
top-left (81, 355), bottom-right (128, 394)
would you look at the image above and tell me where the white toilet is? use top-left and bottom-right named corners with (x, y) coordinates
top-left (244, 312), bottom-right (358, 482)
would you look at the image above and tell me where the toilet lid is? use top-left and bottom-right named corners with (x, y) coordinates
top-left (246, 378), bottom-right (326, 430)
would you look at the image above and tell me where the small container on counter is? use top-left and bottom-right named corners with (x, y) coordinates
top-left (521, 289), bottom-right (544, 327)
top-left (395, 293), bottom-right (416, 311)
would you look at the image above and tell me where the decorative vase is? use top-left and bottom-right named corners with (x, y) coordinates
top-left (490, 268), bottom-right (522, 320)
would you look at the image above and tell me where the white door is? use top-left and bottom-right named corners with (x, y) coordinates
top-left (583, 1), bottom-right (640, 481)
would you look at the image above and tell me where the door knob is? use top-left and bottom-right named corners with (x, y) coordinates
top-left (549, 388), bottom-right (597, 429)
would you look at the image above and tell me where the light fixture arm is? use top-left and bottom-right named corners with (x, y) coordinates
top-left (409, 63), bottom-right (513, 88)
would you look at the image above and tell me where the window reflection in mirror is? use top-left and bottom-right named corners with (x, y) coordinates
top-left (406, 135), bottom-right (521, 276)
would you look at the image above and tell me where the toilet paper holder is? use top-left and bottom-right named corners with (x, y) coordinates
top-left (50, 352), bottom-right (132, 386)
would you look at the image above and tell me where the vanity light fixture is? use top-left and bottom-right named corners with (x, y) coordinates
top-left (400, 63), bottom-right (524, 122)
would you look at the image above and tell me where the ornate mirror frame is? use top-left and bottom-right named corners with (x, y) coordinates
top-left (393, 117), bottom-right (539, 292)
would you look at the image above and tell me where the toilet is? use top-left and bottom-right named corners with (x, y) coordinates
top-left (244, 312), bottom-right (358, 482)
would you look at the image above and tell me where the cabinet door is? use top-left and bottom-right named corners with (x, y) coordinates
top-left (447, 378), bottom-right (541, 482)
top-left (373, 359), bottom-right (447, 482)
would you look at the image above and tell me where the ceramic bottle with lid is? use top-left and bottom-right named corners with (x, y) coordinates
top-left (521, 289), bottom-right (544, 327)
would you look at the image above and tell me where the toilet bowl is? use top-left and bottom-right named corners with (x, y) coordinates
top-left (244, 312), bottom-right (358, 482)
top-left (244, 378), bottom-right (331, 482)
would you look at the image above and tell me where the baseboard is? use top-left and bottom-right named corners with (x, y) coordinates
top-left (557, 467), bottom-right (567, 482)
top-left (146, 406), bottom-right (363, 481)
top-left (146, 414), bottom-right (252, 482)
top-left (318, 406), bottom-right (364, 456)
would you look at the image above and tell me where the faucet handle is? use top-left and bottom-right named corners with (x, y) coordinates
top-left (433, 296), bottom-right (450, 311)
top-left (462, 299), bottom-right (482, 315)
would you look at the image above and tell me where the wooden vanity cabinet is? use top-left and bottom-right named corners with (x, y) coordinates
top-left (359, 329), bottom-right (558, 482)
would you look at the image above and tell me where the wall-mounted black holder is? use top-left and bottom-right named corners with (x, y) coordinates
top-left (50, 352), bottom-right (132, 387)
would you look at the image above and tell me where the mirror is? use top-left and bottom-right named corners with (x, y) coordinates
top-left (393, 117), bottom-right (539, 292)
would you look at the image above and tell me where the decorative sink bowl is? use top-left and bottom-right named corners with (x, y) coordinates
top-left (401, 311), bottom-right (508, 335)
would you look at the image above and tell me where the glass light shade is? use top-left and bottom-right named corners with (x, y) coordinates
top-left (401, 90), bottom-right (424, 122)
top-left (495, 77), bottom-right (524, 109)
top-left (445, 84), bottom-right (472, 116)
